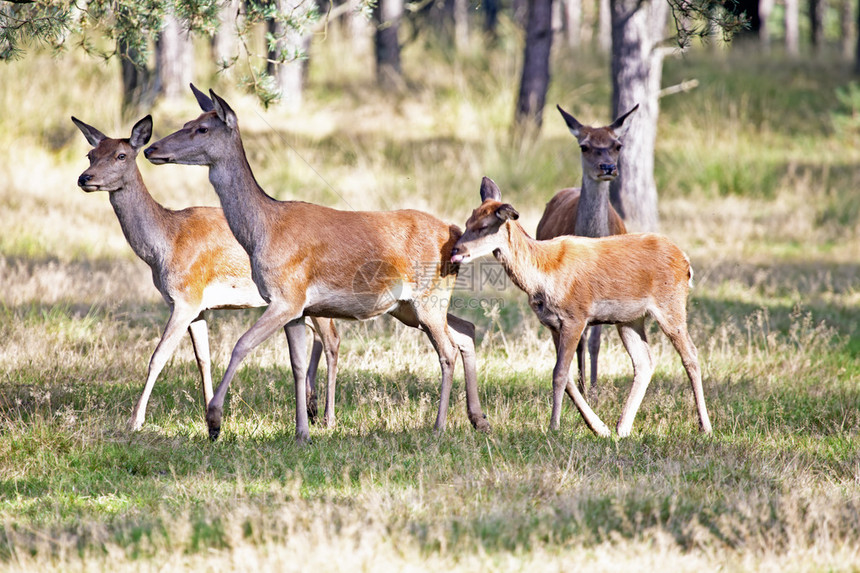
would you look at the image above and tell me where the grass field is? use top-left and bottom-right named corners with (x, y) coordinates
top-left (1, 29), bottom-right (859, 571)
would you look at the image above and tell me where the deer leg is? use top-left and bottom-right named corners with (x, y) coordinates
top-left (310, 317), bottom-right (340, 428)
top-left (447, 313), bottom-right (490, 432)
top-left (615, 318), bottom-right (655, 437)
top-left (207, 301), bottom-right (301, 442)
top-left (587, 324), bottom-right (602, 401)
top-left (284, 318), bottom-right (311, 445)
top-left (129, 305), bottom-right (199, 431)
top-left (305, 319), bottom-right (323, 425)
top-left (575, 336), bottom-right (587, 395)
top-left (187, 315), bottom-right (214, 409)
top-left (391, 303), bottom-right (457, 433)
top-left (656, 314), bottom-right (712, 434)
top-left (553, 322), bottom-right (611, 436)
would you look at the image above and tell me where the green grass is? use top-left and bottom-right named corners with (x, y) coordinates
top-left (0, 28), bottom-right (859, 572)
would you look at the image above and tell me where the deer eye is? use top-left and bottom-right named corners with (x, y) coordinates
top-left (579, 145), bottom-right (590, 153)
top-left (116, 153), bottom-right (127, 160)
top-left (196, 127), bottom-right (209, 134)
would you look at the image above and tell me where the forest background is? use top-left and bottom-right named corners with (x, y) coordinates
top-left (0, 0), bottom-right (859, 570)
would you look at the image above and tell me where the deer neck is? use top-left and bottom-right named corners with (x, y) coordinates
top-left (207, 139), bottom-right (275, 254)
top-left (108, 168), bottom-right (173, 267)
top-left (493, 222), bottom-right (547, 296)
top-left (574, 176), bottom-right (611, 238)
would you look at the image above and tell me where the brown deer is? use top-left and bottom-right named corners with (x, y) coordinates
top-left (451, 177), bottom-right (712, 437)
top-left (535, 105), bottom-right (637, 400)
top-left (72, 115), bottom-right (340, 430)
top-left (143, 85), bottom-right (490, 443)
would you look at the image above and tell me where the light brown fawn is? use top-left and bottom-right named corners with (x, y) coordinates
top-left (72, 115), bottom-right (340, 430)
top-left (143, 85), bottom-right (490, 443)
top-left (451, 177), bottom-right (712, 437)
top-left (535, 105), bottom-right (636, 399)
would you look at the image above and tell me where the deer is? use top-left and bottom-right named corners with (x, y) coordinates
top-left (72, 115), bottom-right (341, 430)
top-left (143, 85), bottom-right (490, 443)
top-left (535, 104), bottom-right (637, 401)
top-left (450, 177), bottom-right (712, 437)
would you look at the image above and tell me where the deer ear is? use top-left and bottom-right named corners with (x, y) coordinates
top-left (557, 105), bottom-right (585, 139)
top-left (129, 115), bottom-right (153, 150)
top-left (609, 104), bottom-right (638, 138)
top-left (191, 83), bottom-right (215, 112)
top-left (495, 204), bottom-right (519, 222)
top-left (71, 116), bottom-right (107, 148)
top-left (210, 90), bottom-right (238, 129)
top-left (479, 176), bottom-right (502, 202)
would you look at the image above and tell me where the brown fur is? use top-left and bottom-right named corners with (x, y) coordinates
top-left (72, 116), bottom-right (339, 431)
top-left (143, 86), bottom-right (489, 443)
top-left (453, 179), bottom-right (711, 437)
top-left (535, 187), bottom-right (627, 239)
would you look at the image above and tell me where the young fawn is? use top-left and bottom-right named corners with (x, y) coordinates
top-left (144, 86), bottom-right (490, 443)
top-left (73, 115), bottom-right (339, 430)
top-left (535, 105), bottom-right (636, 399)
top-left (451, 177), bottom-right (712, 437)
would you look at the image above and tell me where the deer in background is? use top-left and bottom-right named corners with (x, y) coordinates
top-left (535, 104), bottom-right (638, 400)
top-left (451, 177), bottom-right (712, 437)
top-left (72, 116), bottom-right (340, 430)
top-left (143, 85), bottom-right (490, 443)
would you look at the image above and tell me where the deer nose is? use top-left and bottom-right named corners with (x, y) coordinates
top-left (599, 163), bottom-right (616, 174)
top-left (143, 146), bottom-right (156, 159)
top-left (78, 174), bottom-right (92, 187)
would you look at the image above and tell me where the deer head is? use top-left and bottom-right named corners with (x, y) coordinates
top-left (72, 116), bottom-right (152, 192)
top-left (557, 104), bottom-right (638, 182)
top-left (450, 177), bottom-right (519, 264)
top-left (144, 84), bottom-right (241, 166)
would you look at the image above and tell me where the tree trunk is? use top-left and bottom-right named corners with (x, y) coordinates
top-left (758, 0), bottom-right (773, 48)
top-left (374, 0), bottom-right (403, 89)
top-left (809, 0), bottom-right (825, 54)
top-left (120, 43), bottom-right (157, 119)
top-left (514, 0), bottom-right (554, 136)
top-left (597, 0), bottom-right (611, 52)
top-left (343, 0), bottom-right (373, 56)
top-left (212, 0), bottom-right (240, 65)
top-left (484, 0), bottom-right (500, 39)
top-left (156, 14), bottom-right (195, 101)
top-left (841, 0), bottom-right (854, 59)
top-left (608, 0), bottom-right (668, 232)
top-left (267, 0), bottom-right (312, 110)
top-left (855, 0), bottom-right (860, 72)
top-left (563, 0), bottom-right (583, 48)
top-left (784, 0), bottom-right (799, 55)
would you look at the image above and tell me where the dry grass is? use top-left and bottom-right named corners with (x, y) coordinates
top-left (0, 31), bottom-right (858, 573)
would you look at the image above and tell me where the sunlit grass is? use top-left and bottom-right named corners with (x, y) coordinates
top-left (0, 30), bottom-right (858, 572)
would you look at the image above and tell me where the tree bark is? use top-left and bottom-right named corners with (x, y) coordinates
top-left (267, 0), bottom-right (312, 111)
top-left (374, 0), bottom-right (403, 89)
top-left (156, 14), bottom-right (195, 101)
top-left (855, 0), bottom-right (860, 72)
top-left (562, 0), bottom-right (583, 49)
top-left (758, 0), bottom-right (773, 48)
top-left (597, 0), bottom-right (611, 52)
top-left (120, 43), bottom-right (157, 119)
top-left (484, 0), bottom-right (500, 39)
top-left (841, 0), bottom-right (854, 59)
top-left (784, 0), bottom-right (799, 55)
top-left (608, 0), bottom-right (669, 232)
top-left (809, 0), bottom-right (825, 54)
top-left (514, 0), bottom-right (554, 136)
top-left (212, 0), bottom-right (240, 65)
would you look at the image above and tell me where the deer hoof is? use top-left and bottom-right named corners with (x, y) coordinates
top-left (470, 413), bottom-right (491, 433)
top-left (206, 406), bottom-right (222, 441)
